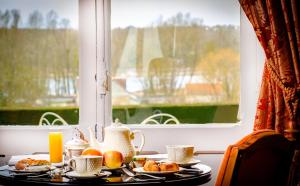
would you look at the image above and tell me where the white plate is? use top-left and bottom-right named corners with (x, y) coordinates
top-left (159, 159), bottom-right (201, 167)
top-left (132, 167), bottom-right (182, 175)
top-left (9, 165), bottom-right (54, 173)
top-left (102, 164), bottom-right (126, 171)
top-left (66, 171), bottom-right (111, 179)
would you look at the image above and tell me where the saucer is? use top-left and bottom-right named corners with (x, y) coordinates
top-left (66, 171), bottom-right (111, 179)
top-left (160, 159), bottom-right (201, 167)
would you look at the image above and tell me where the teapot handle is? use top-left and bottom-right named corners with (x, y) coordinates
top-left (132, 130), bottom-right (145, 153)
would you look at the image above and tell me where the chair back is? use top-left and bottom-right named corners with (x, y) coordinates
top-left (39, 112), bottom-right (68, 126)
top-left (215, 130), bottom-right (294, 186)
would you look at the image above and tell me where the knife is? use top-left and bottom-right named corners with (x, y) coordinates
top-left (122, 167), bottom-right (166, 181)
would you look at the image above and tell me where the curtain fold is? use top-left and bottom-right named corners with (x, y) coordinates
top-left (239, 0), bottom-right (300, 134)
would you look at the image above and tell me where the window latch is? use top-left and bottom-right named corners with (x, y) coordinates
top-left (99, 71), bottom-right (110, 95)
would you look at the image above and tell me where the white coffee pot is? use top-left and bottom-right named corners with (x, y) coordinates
top-left (88, 119), bottom-right (145, 163)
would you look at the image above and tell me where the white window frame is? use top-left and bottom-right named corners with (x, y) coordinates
top-left (0, 0), bottom-right (97, 156)
top-left (0, 0), bottom-right (265, 156)
top-left (95, 0), bottom-right (265, 152)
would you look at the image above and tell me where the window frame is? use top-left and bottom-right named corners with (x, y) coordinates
top-left (96, 0), bottom-right (265, 152)
top-left (0, 0), bottom-right (96, 155)
top-left (0, 0), bottom-right (265, 155)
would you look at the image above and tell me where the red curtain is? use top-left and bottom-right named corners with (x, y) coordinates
top-left (239, 0), bottom-right (300, 135)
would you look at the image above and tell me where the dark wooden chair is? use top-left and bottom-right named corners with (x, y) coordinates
top-left (215, 130), bottom-right (295, 186)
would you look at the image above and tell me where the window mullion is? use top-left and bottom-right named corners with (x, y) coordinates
top-left (96, 0), bottom-right (111, 141)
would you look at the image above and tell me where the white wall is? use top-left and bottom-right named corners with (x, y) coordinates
top-left (0, 127), bottom-right (73, 156)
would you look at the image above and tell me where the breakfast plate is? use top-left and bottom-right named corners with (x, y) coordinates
top-left (159, 159), bottom-right (201, 167)
top-left (132, 167), bottom-right (182, 175)
top-left (9, 165), bottom-right (55, 173)
top-left (66, 171), bottom-right (111, 179)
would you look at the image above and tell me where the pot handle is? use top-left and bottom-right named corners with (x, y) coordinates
top-left (69, 159), bottom-right (76, 170)
top-left (131, 130), bottom-right (145, 154)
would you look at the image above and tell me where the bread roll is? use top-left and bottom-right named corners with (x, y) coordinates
top-left (159, 162), bottom-right (179, 172)
top-left (143, 160), bottom-right (160, 172)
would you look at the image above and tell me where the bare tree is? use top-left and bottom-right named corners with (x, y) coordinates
top-left (0, 10), bottom-right (11, 28)
top-left (28, 10), bottom-right (43, 28)
top-left (60, 18), bottom-right (70, 29)
top-left (46, 10), bottom-right (58, 29)
top-left (10, 9), bottom-right (21, 29)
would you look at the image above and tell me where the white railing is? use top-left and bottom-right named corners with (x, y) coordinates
top-left (39, 112), bottom-right (69, 126)
top-left (140, 113), bottom-right (180, 125)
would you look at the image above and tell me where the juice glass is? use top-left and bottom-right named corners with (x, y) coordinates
top-left (49, 132), bottom-right (63, 164)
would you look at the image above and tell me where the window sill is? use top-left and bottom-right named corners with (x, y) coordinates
top-left (127, 122), bottom-right (241, 129)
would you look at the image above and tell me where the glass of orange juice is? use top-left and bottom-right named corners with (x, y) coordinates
top-left (49, 132), bottom-right (63, 166)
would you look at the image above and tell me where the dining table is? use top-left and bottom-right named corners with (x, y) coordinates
top-left (0, 153), bottom-right (212, 186)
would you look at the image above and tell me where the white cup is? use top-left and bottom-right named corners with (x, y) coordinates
top-left (69, 155), bottom-right (103, 175)
top-left (166, 145), bottom-right (194, 164)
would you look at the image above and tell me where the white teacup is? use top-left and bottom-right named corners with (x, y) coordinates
top-left (166, 145), bottom-right (194, 164)
top-left (69, 155), bottom-right (103, 175)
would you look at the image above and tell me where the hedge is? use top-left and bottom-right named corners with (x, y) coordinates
top-left (0, 104), bottom-right (238, 125)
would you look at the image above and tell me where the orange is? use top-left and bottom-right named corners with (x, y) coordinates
top-left (81, 148), bottom-right (102, 156)
top-left (103, 151), bottom-right (123, 168)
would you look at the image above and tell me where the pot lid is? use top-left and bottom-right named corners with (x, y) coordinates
top-left (105, 119), bottom-right (130, 131)
top-left (66, 128), bottom-right (88, 147)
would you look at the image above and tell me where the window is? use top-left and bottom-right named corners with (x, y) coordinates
top-left (0, 0), bottom-right (79, 125)
top-left (111, 0), bottom-right (241, 124)
top-left (0, 0), bottom-right (264, 155)
top-left (102, 0), bottom-right (264, 152)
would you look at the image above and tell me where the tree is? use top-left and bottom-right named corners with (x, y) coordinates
top-left (28, 10), bottom-right (43, 28)
top-left (0, 9), bottom-right (79, 108)
top-left (0, 10), bottom-right (11, 28)
top-left (150, 12), bottom-right (204, 98)
top-left (46, 10), bottom-right (58, 29)
top-left (60, 18), bottom-right (70, 29)
top-left (197, 48), bottom-right (240, 102)
top-left (10, 9), bottom-right (21, 28)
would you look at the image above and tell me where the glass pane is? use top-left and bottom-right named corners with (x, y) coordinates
top-left (111, 0), bottom-right (240, 124)
top-left (0, 0), bottom-right (79, 125)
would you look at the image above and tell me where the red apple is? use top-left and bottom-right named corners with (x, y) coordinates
top-left (103, 151), bottom-right (123, 168)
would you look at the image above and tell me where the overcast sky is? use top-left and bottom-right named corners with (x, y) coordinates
top-left (0, 0), bottom-right (240, 29)
top-left (112, 0), bottom-right (240, 28)
top-left (0, 0), bottom-right (79, 28)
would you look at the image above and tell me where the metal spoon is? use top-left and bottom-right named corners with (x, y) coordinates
top-left (122, 168), bottom-right (166, 181)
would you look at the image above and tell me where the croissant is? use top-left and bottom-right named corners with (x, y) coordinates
top-left (143, 160), bottom-right (160, 172)
top-left (15, 158), bottom-right (50, 170)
